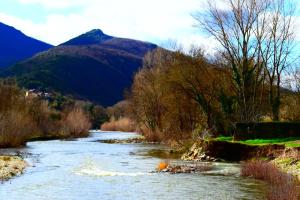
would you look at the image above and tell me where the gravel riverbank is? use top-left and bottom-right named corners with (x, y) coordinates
top-left (0, 156), bottom-right (27, 181)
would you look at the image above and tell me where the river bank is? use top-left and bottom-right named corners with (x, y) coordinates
top-left (0, 156), bottom-right (27, 181)
top-left (148, 138), bottom-right (299, 199)
top-left (180, 139), bottom-right (300, 181)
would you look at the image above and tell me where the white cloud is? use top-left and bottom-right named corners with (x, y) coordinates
top-left (18, 0), bottom-right (91, 9)
top-left (4, 0), bottom-right (297, 56)
top-left (0, 0), bottom-right (213, 48)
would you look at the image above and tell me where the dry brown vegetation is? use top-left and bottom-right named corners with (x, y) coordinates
top-left (280, 95), bottom-right (300, 121)
top-left (241, 160), bottom-right (299, 200)
top-left (137, 126), bottom-right (164, 142)
top-left (0, 111), bottom-right (36, 147)
top-left (280, 69), bottom-right (300, 121)
top-left (128, 48), bottom-right (236, 142)
top-left (106, 101), bottom-right (129, 120)
top-left (101, 117), bottom-right (136, 132)
top-left (62, 108), bottom-right (91, 137)
top-left (0, 80), bottom-right (91, 147)
top-left (0, 81), bottom-right (38, 147)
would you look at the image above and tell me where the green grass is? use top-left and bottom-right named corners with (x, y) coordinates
top-left (214, 136), bottom-right (233, 142)
top-left (214, 136), bottom-right (300, 148)
top-left (241, 137), bottom-right (300, 147)
top-left (283, 141), bottom-right (300, 148)
top-left (275, 158), bottom-right (294, 165)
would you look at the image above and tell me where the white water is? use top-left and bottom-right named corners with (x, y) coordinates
top-left (74, 160), bottom-right (151, 177)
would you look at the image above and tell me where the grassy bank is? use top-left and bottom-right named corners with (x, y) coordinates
top-left (215, 136), bottom-right (300, 148)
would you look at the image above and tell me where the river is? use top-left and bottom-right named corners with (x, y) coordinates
top-left (0, 131), bottom-right (266, 200)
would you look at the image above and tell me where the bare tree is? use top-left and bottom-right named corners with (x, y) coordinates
top-left (195, 0), bottom-right (295, 122)
top-left (194, 0), bottom-right (270, 122)
top-left (258, 0), bottom-right (296, 121)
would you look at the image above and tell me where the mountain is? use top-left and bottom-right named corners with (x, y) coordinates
top-left (2, 29), bottom-right (157, 106)
top-left (62, 29), bottom-right (113, 46)
top-left (0, 22), bottom-right (53, 68)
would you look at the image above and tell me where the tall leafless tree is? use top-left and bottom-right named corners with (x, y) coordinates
top-left (258, 0), bottom-right (296, 121)
top-left (194, 0), bottom-right (296, 122)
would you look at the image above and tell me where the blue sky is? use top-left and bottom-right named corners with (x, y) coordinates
top-left (0, 0), bottom-right (218, 49)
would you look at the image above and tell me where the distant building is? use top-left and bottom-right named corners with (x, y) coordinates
top-left (25, 89), bottom-right (52, 100)
top-left (25, 89), bottom-right (38, 99)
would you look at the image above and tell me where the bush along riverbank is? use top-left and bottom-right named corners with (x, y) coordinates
top-left (241, 160), bottom-right (299, 200)
top-left (0, 156), bottom-right (27, 181)
top-left (0, 80), bottom-right (92, 148)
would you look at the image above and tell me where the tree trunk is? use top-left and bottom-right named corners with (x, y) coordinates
top-left (270, 82), bottom-right (280, 121)
top-left (273, 79), bottom-right (281, 121)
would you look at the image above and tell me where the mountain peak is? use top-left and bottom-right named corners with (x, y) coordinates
top-left (61, 29), bottom-right (113, 46)
top-left (87, 29), bottom-right (104, 35)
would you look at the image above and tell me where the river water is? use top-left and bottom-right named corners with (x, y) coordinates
top-left (0, 131), bottom-right (266, 200)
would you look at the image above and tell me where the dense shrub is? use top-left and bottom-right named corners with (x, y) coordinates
top-left (0, 111), bottom-right (37, 147)
top-left (137, 126), bottom-right (164, 142)
top-left (101, 117), bottom-right (136, 132)
top-left (86, 104), bottom-right (108, 129)
top-left (280, 94), bottom-right (300, 121)
top-left (61, 108), bottom-right (91, 138)
top-left (106, 101), bottom-right (130, 120)
top-left (0, 81), bottom-right (37, 147)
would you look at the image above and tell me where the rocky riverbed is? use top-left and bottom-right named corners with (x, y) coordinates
top-left (181, 142), bottom-right (224, 162)
top-left (97, 137), bottom-right (159, 144)
top-left (157, 162), bottom-right (214, 174)
top-left (0, 156), bottom-right (27, 181)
